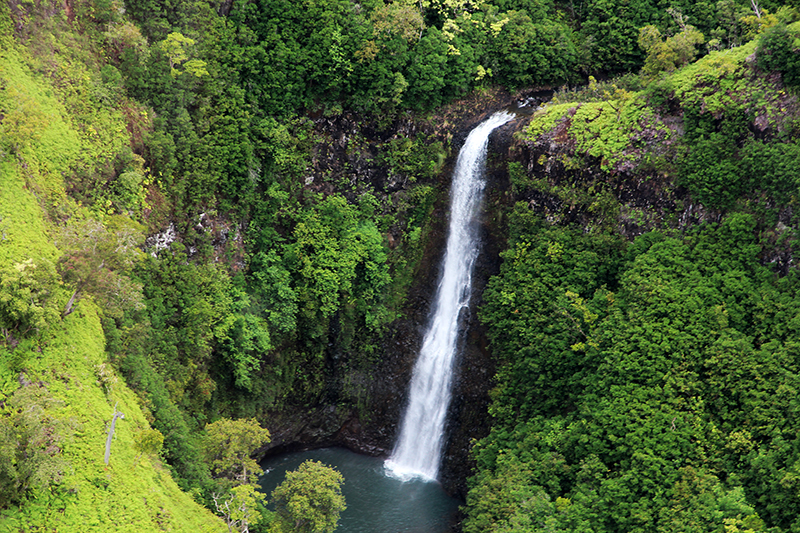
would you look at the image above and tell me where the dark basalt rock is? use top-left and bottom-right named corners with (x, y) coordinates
top-left (255, 92), bottom-right (522, 501)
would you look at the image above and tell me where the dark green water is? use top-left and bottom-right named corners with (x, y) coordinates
top-left (258, 447), bottom-right (462, 533)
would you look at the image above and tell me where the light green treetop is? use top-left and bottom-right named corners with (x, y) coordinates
top-left (158, 32), bottom-right (209, 78)
top-left (270, 460), bottom-right (346, 533)
top-left (203, 417), bottom-right (271, 486)
top-left (638, 10), bottom-right (704, 77)
top-left (213, 484), bottom-right (268, 533)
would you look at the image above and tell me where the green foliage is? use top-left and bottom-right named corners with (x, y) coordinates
top-left (402, 28), bottom-right (449, 110)
top-left (467, 206), bottom-right (800, 532)
top-left (757, 22), bottom-right (800, 86)
top-left (669, 42), bottom-right (756, 114)
top-left (497, 11), bottom-right (578, 88)
top-left (136, 247), bottom-right (234, 409)
top-left (576, 0), bottom-right (657, 74)
top-left (269, 460), bottom-right (346, 533)
top-left (384, 135), bottom-right (446, 183)
top-left (740, 139), bottom-right (800, 204)
top-left (524, 102), bottom-right (575, 139)
top-left (203, 418), bottom-right (270, 487)
top-left (249, 251), bottom-right (298, 336)
top-left (675, 102), bottom-right (748, 208)
top-left (569, 98), bottom-right (644, 170)
top-left (525, 80), bottom-right (665, 173)
top-left (56, 216), bottom-right (145, 318)
top-left (158, 32), bottom-right (209, 78)
top-left (478, 204), bottom-right (625, 421)
top-left (524, 33), bottom-right (798, 214)
top-left (0, 5), bottom-right (224, 530)
top-left (247, 191), bottom-right (395, 377)
top-left (288, 195), bottom-right (390, 324)
top-left (106, 313), bottom-right (215, 492)
top-left (638, 23), bottom-right (704, 76)
top-left (0, 297), bottom-right (224, 531)
top-left (215, 304), bottom-right (272, 393)
top-left (213, 484), bottom-right (268, 533)
top-left (0, 259), bottom-right (60, 343)
top-left (0, 383), bottom-right (70, 508)
top-left (133, 427), bottom-right (164, 460)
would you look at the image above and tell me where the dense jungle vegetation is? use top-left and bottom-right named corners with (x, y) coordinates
top-left (2, 0), bottom-right (800, 529)
top-left (467, 20), bottom-right (800, 533)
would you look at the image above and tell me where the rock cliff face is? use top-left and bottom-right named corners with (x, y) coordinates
top-left (255, 92), bottom-right (528, 498)
top-left (507, 112), bottom-right (709, 239)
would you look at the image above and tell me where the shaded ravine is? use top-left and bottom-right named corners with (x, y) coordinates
top-left (386, 111), bottom-right (516, 481)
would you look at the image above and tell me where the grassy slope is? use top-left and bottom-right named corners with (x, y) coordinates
top-left (526, 41), bottom-right (758, 138)
top-left (0, 22), bottom-right (224, 533)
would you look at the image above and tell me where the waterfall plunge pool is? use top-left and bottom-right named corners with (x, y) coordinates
top-left (258, 447), bottom-right (462, 533)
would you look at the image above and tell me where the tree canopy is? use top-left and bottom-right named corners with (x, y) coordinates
top-left (203, 417), bottom-right (271, 486)
top-left (269, 460), bottom-right (346, 533)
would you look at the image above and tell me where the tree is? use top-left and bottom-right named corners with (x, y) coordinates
top-left (638, 22), bottom-right (704, 76)
top-left (270, 460), bottom-right (346, 533)
top-left (757, 23), bottom-right (800, 87)
top-left (202, 417), bottom-right (270, 486)
top-left (213, 484), bottom-right (268, 533)
top-left (214, 288), bottom-right (272, 392)
top-left (158, 32), bottom-right (209, 78)
top-left (132, 427), bottom-right (164, 466)
top-left (56, 216), bottom-right (144, 317)
top-left (0, 258), bottom-right (59, 343)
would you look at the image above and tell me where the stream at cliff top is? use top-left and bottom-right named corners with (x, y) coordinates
top-left (258, 447), bottom-right (462, 533)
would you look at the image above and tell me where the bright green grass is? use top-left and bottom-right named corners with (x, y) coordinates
top-left (525, 102), bottom-right (575, 139)
top-left (0, 161), bottom-right (59, 269)
top-left (0, 308), bottom-right (224, 532)
top-left (525, 96), bottom-right (666, 172)
top-left (0, 47), bottom-right (80, 206)
top-left (0, 27), bottom-right (225, 533)
top-left (670, 41), bottom-right (758, 114)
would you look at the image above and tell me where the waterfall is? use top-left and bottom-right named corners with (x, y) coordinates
top-left (386, 111), bottom-right (515, 481)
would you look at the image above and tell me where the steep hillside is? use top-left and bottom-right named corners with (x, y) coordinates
top-left (0, 8), bottom-right (224, 531)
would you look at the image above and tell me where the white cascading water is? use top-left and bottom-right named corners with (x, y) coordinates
top-left (386, 111), bottom-right (515, 481)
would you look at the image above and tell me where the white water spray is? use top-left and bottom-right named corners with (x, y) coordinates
top-left (386, 111), bottom-right (515, 481)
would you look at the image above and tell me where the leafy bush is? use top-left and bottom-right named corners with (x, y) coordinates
top-left (757, 23), bottom-right (800, 87)
top-left (0, 384), bottom-right (71, 508)
top-left (270, 460), bottom-right (345, 533)
top-left (0, 259), bottom-right (59, 343)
